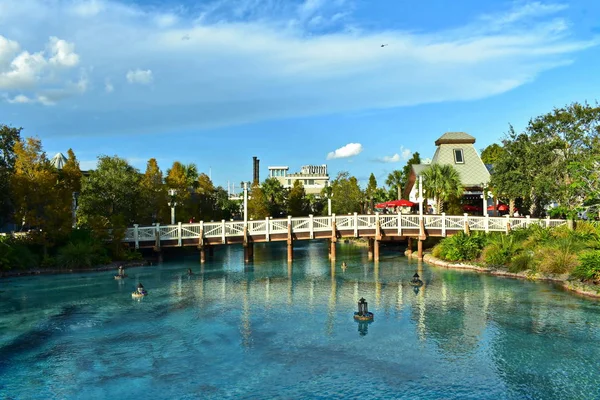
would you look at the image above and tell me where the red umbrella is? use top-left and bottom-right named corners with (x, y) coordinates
top-left (386, 199), bottom-right (415, 207)
top-left (488, 204), bottom-right (509, 211)
top-left (374, 202), bottom-right (387, 209)
top-left (463, 204), bottom-right (482, 212)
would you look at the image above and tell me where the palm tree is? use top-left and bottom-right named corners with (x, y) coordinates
top-left (182, 163), bottom-right (199, 190)
top-left (422, 164), bottom-right (463, 212)
top-left (386, 170), bottom-right (403, 200)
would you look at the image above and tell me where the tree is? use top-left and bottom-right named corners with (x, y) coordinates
top-left (11, 137), bottom-right (68, 251)
top-left (261, 177), bottom-right (287, 217)
top-left (331, 171), bottom-right (363, 214)
top-left (0, 125), bottom-right (22, 226)
top-left (422, 164), bottom-right (463, 212)
top-left (287, 180), bottom-right (309, 216)
top-left (165, 161), bottom-right (192, 222)
top-left (480, 143), bottom-right (504, 165)
top-left (365, 173), bottom-right (378, 211)
top-left (196, 173), bottom-right (216, 221)
top-left (140, 158), bottom-right (166, 224)
top-left (183, 163), bottom-right (199, 190)
top-left (247, 183), bottom-right (269, 219)
top-left (385, 170), bottom-right (403, 200)
top-left (78, 156), bottom-right (142, 227)
top-left (401, 152), bottom-right (421, 198)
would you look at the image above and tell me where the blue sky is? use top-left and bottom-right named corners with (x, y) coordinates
top-left (1, 0), bottom-right (599, 190)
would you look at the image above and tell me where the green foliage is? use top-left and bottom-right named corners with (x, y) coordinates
top-left (262, 177), bottom-right (287, 217)
top-left (509, 252), bottom-right (535, 273)
top-left (57, 242), bottom-right (95, 269)
top-left (331, 171), bottom-right (364, 214)
top-left (535, 236), bottom-right (583, 274)
top-left (435, 231), bottom-right (487, 262)
top-left (78, 156), bottom-right (142, 226)
top-left (572, 251), bottom-right (600, 282)
top-left (247, 183), bottom-right (269, 219)
top-left (0, 125), bottom-right (22, 226)
top-left (287, 180), bottom-right (309, 216)
top-left (480, 143), bottom-right (504, 165)
top-left (482, 233), bottom-right (522, 266)
top-left (422, 164), bottom-right (463, 212)
top-left (0, 235), bottom-right (39, 270)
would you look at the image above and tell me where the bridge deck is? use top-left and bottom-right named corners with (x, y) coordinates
top-left (123, 213), bottom-right (566, 249)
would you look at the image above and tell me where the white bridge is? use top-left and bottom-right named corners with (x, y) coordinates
top-left (123, 213), bottom-right (567, 250)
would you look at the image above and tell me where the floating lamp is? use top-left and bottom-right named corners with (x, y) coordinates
top-left (353, 297), bottom-right (374, 321)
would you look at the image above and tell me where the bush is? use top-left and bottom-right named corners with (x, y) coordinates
top-left (572, 251), bottom-right (600, 282)
top-left (57, 242), bottom-right (95, 269)
top-left (436, 231), bottom-right (488, 262)
top-left (509, 252), bottom-right (535, 273)
top-left (536, 236), bottom-right (582, 274)
top-left (0, 236), bottom-right (39, 270)
top-left (482, 234), bottom-right (521, 267)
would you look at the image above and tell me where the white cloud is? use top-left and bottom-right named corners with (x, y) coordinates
top-left (327, 143), bottom-right (363, 159)
top-left (105, 78), bottom-right (114, 92)
top-left (377, 146), bottom-right (412, 163)
top-left (126, 69), bottom-right (153, 85)
top-left (7, 94), bottom-right (33, 104)
top-left (48, 36), bottom-right (80, 67)
top-left (0, 0), bottom-right (595, 132)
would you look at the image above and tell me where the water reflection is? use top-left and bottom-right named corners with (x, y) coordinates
top-left (2, 241), bottom-right (600, 399)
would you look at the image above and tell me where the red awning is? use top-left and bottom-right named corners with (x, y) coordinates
top-left (463, 204), bottom-right (482, 212)
top-left (375, 199), bottom-right (415, 209)
top-left (488, 204), bottom-right (509, 211)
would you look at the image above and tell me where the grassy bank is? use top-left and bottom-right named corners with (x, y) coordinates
top-left (409, 222), bottom-right (600, 299)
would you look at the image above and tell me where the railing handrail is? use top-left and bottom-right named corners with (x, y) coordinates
top-left (123, 214), bottom-right (567, 248)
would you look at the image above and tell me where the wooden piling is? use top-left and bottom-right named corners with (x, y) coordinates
top-left (417, 239), bottom-right (423, 260)
top-left (368, 238), bottom-right (374, 260)
top-left (330, 220), bottom-right (337, 261)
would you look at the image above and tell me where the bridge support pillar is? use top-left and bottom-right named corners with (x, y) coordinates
top-left (368, 238), bottom-right (374, 260)
top-left (374, 239), bottom-right (380, 261)
top-left (330, 220), bottom-right (337, 261)
top-left (200, 247), bottom-right (206, 264)
top-left (287, 218), bottom-right (293, 263)
top-left (244, 243), bottom-right (254, 263)
top-left (407, 237), bottom-right (413, 256)
top-left (417, 239), bottom-right (423, 260)
top-left (330, 239), bottom-right (336, 261)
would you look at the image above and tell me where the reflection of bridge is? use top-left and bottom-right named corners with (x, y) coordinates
top-left (124, 213), bottom-right (566, 263)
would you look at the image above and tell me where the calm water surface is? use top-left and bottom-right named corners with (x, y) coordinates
top-left (1, 241), bottom-right (599, 399)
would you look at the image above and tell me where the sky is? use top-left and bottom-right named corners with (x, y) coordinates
top-left (1, 0), bottom-right (599, 191)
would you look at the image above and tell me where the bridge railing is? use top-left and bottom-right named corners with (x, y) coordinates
top-left (124, 213), bottom-right (567, 248)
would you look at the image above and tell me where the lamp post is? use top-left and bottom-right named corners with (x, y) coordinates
top-left (418, 174), bottom-right (424, 217)
top-left (243, 182), bottom-right (248, 225)
top-left (481, 183), bottom-right (487, 217)
top-left (168, 189), bottom-right (177, 225)
top-left (325, 181), bottom-right (333, 216)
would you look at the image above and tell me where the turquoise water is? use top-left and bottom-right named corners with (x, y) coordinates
top-left (1, 241), bottom-right (600, 399)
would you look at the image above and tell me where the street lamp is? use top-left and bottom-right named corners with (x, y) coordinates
top-left (325, 181), bottom-right (333, 216)
top-left (168, 189), bottom-right (177, 225)
top-left (481, 183), bottom-right (488, 217)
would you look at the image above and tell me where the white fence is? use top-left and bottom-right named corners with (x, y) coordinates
top-left (123, 213), bottom-right (567, 249)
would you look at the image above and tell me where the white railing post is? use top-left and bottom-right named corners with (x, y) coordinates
top-left (199, 221), bottom-right (203, 239)
top-left (375, 212), bottom-right (380, 238)
top-left (484, 214), bottom-right (489, 233)
top-left (546, 215), bottom-right (550, 228)
top-left (397, 212), bottom-right (402, 236)
top-left (354, 212), bottom-right (358, 237)
top-left (505, 215), bottom-right (510, 234)
top-left (178, 222), bottom-right (182, 246)
top-left (331, 213), bottom-right (335, 230)
top-left (463, 213), bottom-right (469, 234)
top-left (441, 213), bottom-right (446, 237)
top-left (309, 214), bottom-right (314, 239)
top-left (265, 217), bottom-right (270, 242)
top-left (134, 224), bottom-right (139, 249)
top-left (525, 215), bottom-right (530, 228)
top-left (221, 219), bottom-right (226, 244)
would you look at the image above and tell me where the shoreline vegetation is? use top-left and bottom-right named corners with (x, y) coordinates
top-left (409, 251), bottom-right (600, 299)
top-left (405, 226), bottom-right (600, 300)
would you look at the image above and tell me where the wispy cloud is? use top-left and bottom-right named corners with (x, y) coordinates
top-left (0, 0), bottom-right (595, 135)
top-left (126, 69), bottom-right (153, 85)
top-left (375, 146), bottom-right (412, 163)
top-left (327, 143), bottom-right (363, 159)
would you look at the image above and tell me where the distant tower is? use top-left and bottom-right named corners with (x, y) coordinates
top-left (252, 156), bottom-right (260, 185)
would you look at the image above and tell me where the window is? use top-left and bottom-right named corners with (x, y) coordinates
top-left (453, 149), bottom-right (464, 164)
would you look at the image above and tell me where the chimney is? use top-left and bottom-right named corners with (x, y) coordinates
top-left (252, 156), bottom-right (260, 185)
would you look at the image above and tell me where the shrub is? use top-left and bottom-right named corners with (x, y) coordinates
top-left (0, 236), bottom-right (39, 270)
top-left (536, 236), bottom-right (582, 274)
top-left (57, 242), bottom-right (95, 269)
top-left (482, 234), bottom-right (521, 267)
top-left (572, 251), bottom-right (600, 282)
top-left (436, 231), bottom-right (488, 262)
top-left (509, 252), bottom-right (535, 273)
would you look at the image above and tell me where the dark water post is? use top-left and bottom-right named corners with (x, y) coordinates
top-left (358, 297), bottom-right (369, 316)
top-left (368, 238), bottom-right (374, 260)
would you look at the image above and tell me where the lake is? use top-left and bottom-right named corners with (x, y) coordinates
top-left (1, 241), bottom-right (599, 399)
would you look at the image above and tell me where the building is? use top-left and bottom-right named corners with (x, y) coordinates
top-left (268, 165), bottom-right (329, 195)
top-left (405, 132), bottom-right (491, 212)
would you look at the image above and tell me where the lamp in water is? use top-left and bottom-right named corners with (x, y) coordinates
top-left (353, 297), bottom-right (374, 321)
top-left (409, 273), bottom-right (423, 287)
